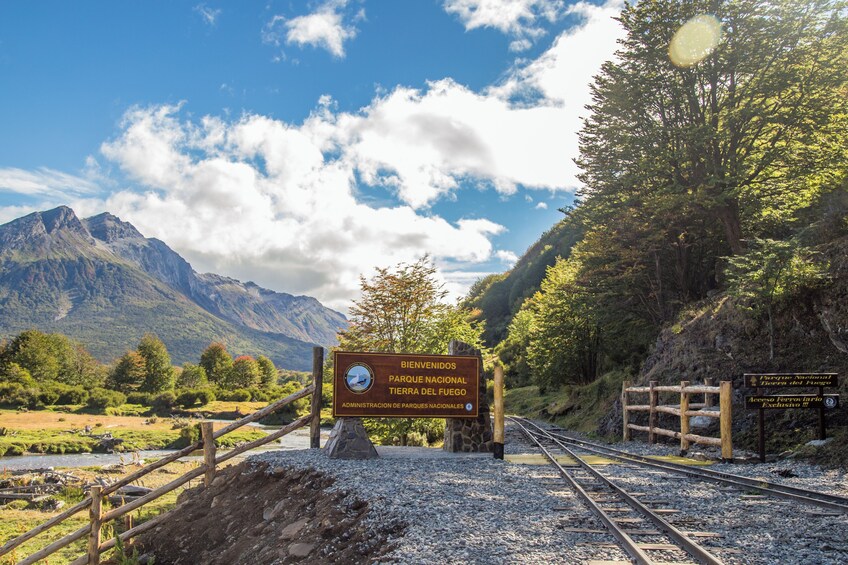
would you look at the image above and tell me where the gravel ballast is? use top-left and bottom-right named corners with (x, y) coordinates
top-left (253, 421), bottom-right (848, 564)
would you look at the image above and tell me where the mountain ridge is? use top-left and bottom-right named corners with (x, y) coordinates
top-left (0, 207), bottom-right (347, 370)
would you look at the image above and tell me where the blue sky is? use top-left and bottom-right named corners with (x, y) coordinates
top-left (0, 0), bottom-right (624, 310)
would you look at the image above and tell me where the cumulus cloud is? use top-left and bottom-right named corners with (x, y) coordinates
top-left (0, 167), bottom-right (100, 199)
top-left (535, 201), bottom-right (547, 209)
top-left (495, 249), bottom-right (519, 265)
top-left (263, 0), bottom-right (360, 58)
top-left (444, 0), bottom-right (565, 49)
top-left (97, 106), bottom-right (504, 309)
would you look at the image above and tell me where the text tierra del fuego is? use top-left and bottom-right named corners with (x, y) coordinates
top-left (333, 351), bottom-right (480, 418)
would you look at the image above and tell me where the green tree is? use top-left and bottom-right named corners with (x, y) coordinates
top-left (337, 256), bottom-right (483, 446)
top-left (176, 363), bottom-right (208, 389)
top-left (199, 342), bottom-right (233, 387)
top-left (0, 330), bottom-right (104, 387)
top-left (256, 355), bottom-right (277, 387)
top-left (109, 351), bottom-right (147, 393)
top-left (137, 334), bottom-right (175, 393)
top-left (726, 238), bottom-right (827, 360)
top-left (229, 355), bottom-right (261, 388)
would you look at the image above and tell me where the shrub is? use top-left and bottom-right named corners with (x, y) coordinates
top-left (249, 388), bottom-right (270, 402)
top-left (195, 389), bottom-right (215, 406)
top-left (86, 388), bottom-right (127, 410)
top-left (175, 390), bottom-right (198, 408)
top-left (151, 392), bottom-right (177, 415)
top-left (126, 392), bottom-right (154, 406)
top-left (220, 388), bottom-right (251, 402)
top-left (36, 384), bottom-right (61, 406)
top-left (56, 384), bottom-right (89, 405)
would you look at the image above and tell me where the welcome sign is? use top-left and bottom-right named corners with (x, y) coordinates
top-left (332, 351), bottom-right (480, 418)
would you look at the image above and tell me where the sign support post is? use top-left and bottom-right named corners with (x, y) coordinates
top-left (493, 365), bottom-right (504, 460)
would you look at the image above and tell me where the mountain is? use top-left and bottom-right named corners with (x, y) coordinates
top-left (464, 215), bottom-right (583, 345)
top-left (0, 207), bottom-right (347, 371)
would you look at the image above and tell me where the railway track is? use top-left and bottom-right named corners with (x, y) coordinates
top-left (511, 417), bottom-right (848, 514)
top-left (510, 417), bottom-right (726, 565)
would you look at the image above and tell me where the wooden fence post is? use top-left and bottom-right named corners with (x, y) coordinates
top-left (719, 380), bottom-right (733, 461)
top-left (705, 377), bottom-right (715, 407)
top-left (493, 365), bottom-right (504, 459)
top-left (679, 381), bottom-right (690, 452)
top-left (201, 422), bottom-right (216, 487)
top-left (87, 485), bottom-right (102, 565)
top-left (311, 346), bottom-right (324, 449)
top-left (622, 380), bottom-right (631, 441)
top-left (648, 381), bottom-right (658, 444)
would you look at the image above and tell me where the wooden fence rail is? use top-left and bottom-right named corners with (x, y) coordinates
top-left (622, 379), bottom-right (732, 460)
top-left (1, 346), bottom-right (325, 565)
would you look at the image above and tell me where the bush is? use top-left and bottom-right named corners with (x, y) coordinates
top-left (126, 392), bottom-right (154, 406)
top-left (36, 386), bottom-right (61, 406)
top-left (220, 388), bottom-right (251, 402)
top-left (86, 388), bottom-right (127, 411)
top-left (56, 384), bottom-right (89, 405)
top-left (175, 390), bottom-right (198, 408)
top-left (195, 389), bottom-right (215, 406)
top-left (249, 388), bottom-right (270, 402)
top-left (151, 392), bottom-right (177, 415)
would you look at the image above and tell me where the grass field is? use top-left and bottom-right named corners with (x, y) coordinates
top-left (0, 408), bottom-right (267, 457)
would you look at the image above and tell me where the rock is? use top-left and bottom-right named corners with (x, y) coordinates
top-left (263, 499), bottom-right (287, 522)
top-left (805, 438), bottom-right (834, 447)
top-left (325, 418), bottom-right (378, 459)
top-left (280, 517), bottom-right (309, 540)
top-left (288, 542), bottom-right (315, 557)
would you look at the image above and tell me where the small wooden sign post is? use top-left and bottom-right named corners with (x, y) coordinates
top-left (744, 373), bottom-right (840, 463)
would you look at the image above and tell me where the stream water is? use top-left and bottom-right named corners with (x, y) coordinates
top-left (0, 425), bottom-right (323, 471)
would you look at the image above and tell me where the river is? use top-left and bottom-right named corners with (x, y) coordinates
top-left (0, 425), bottom-right (327, 471)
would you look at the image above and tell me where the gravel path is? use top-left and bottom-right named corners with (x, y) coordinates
top-left (253, 421), bottom-right (848, 564)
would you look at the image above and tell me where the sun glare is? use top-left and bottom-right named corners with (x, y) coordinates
top-left (669, 14), bottom-right (722, 67)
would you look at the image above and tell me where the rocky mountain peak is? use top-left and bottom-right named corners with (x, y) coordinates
top-left (84, 212), bottom-right (144, 243)
top-left (40, 206), bottom-right (86, 234)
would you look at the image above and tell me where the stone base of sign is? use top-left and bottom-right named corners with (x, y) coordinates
top-left (443, 340), bottom-right (494, 453)
top-left (324, 417), bottom-right (379, 459)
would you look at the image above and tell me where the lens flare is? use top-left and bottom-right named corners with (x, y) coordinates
top-left (669, 14), bottom-right (722, 68)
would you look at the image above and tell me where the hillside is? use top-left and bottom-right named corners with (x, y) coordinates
top-left (464, 215), bottom-right (582, 345)
top-left (0, 207), bottom-right (347, 370)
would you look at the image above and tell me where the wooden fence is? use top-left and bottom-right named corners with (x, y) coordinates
top-left (622, 378), bottom-right (732, 460)
top-left (0, 347), bottom-right (325, 565)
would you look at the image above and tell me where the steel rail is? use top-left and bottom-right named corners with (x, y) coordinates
top-left (514, 418), bottom-right (848, 514)
top-left (510, 418), bottom-right (655, 564)
top-left (513, 418), bottom-right (725, 565)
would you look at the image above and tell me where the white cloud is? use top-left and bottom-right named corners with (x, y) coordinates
top-left (263, 0), bottom-right (359, 58)
top-left (0, 167), bottom-right (100, 198)
top-left (194, 4), bottom-right (221, 27)
top-left (495, 249), bottom-right (519, 265)
top-left (535, 201), bottom-right (547, 209)
top-left (96, 106), bottom-right (504, 310)
top-left (444, 0), bottom-right (564, 49)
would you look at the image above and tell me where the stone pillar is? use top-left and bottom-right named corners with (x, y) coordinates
top-left (324, 418), bottom-right (379, 459)
top-left (443, 340), bottom-right (494, 452)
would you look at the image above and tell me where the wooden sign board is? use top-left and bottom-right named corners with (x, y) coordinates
top-left (744, 373), bottom-right (838, 388)
top-left (745, 395), bottom-right (839, 410)
top-left (332, 351), bottom-right (480, 418)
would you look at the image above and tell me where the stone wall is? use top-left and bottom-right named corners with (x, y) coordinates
top-left (443, 340), bottom-right (494, 452)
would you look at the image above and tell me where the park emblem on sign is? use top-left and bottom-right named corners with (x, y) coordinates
top-left (333, 351), bottom-right (480, 419)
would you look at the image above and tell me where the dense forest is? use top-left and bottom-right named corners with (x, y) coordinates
top-left (465, 0), bottom-right (848, 399)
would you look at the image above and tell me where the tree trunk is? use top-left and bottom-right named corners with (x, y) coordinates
top-left (715, 200), bottom-right (745, 255)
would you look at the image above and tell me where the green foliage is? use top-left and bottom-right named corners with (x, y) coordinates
top-left (126, 391), bottom-right (154, 406)
top-left (726, 237), bottom-right (828, 359)
top-left (136, 333), bottom-right (175, 393)
top-left (109, 351), bottom-right (147, 393)
top-left (111, 534), bottom-right (152, 565)
top-left (229, 355), bottom-right (261, 388)
top-left (150, 392), bottom-right (177, 415)
top-left (0, 329), bottom-right (105, 387)
top-left (256, 355), bottom-right (276, 387)
top-left (86, 388), bottom-right (127, 411)
top-left (176, 362), bottom-right (207, 388)
top-left (175, 388), bottom-right (216, 408)
top-left (199, 342), bottom-right (234, 386)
